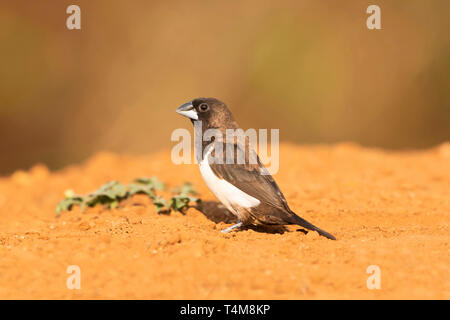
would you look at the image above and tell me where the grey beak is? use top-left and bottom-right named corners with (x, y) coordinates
top-left (176, 101), bottom-right (198, 120)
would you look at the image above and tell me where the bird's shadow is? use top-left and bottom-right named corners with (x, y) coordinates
top-left (194, 201), bottom-right (235, 223)
top-left (195, 201), bottom-right (308, 235)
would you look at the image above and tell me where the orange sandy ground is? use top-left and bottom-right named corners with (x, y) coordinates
top-left (0, 143), bottom-right (449, 299)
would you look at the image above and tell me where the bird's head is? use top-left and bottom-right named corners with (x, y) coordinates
top-left (176, 97), bottom-right (237, 130)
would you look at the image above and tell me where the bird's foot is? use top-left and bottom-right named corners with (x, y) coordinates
top-left (221, 222), bottom-right (243, 234)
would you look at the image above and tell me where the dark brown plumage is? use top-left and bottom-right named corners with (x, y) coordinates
top-left (176, 97), bottom-right (336, 240)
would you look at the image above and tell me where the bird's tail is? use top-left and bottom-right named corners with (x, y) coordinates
top-left (289, 213), bottom-right (336, 240)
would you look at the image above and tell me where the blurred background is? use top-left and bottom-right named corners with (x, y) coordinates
top-left (0, 0), bottom-right (449, 175)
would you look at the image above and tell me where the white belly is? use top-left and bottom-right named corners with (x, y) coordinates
top-left (199, 149), bottom-right (260, 216)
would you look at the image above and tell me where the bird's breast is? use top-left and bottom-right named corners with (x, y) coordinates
top-left (198, 149), bottom-right (260, 215)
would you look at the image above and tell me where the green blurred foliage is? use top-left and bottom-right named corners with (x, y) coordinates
top-left (0, 0), bottom-right (449, 174)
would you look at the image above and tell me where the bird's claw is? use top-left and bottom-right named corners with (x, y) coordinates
top-left (221, 222), bottom-right (243, 233)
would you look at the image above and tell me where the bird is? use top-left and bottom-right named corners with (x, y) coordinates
top-left (176, 97), bottom-right (336, 240)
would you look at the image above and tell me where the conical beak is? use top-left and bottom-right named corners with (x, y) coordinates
top-left (176, 101), bottom-right (198, 120)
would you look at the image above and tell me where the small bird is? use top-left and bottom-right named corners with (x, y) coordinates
top-left (176, 97), bottom-right (336, 240)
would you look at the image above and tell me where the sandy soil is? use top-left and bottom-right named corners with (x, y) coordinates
top-left (0, 143), bottom-right (449, 299)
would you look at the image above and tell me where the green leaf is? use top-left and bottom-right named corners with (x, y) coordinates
top-left (64, 189), bottom-right (76, 199)
top-left (55, 197), bottom-right (83, 216)
top-left (188, 196), bottom-right (201, 204)
top-left (91, 181), bottom-right (127, 199)
top-left (109, 200), bottom-right (119, 209)
top-left (128, 183), bottom-right (155, 199)
top-left (153, 196), bottom-right (168, 213)
top-left (172, 182), bottom-right (197, 196)
top-left (169, 194), bottom-right (199, 212)
top-left (133, 176), bottom-right (164, 190)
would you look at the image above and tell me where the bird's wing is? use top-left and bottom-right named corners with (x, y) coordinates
top-left (209, 142), bottom-right (291, 214)
top-left (208, 142), bottom-right (337, 239)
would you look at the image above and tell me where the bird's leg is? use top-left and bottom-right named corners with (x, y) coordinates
top-left (221, 222), bottom-right (243, 233)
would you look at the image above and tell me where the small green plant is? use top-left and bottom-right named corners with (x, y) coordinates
top-left (55, 189), bottom-right (84, 214)
top-left (169, 182), bottom-right (201, 212)
top-left (55, 178), bottom-right (201, 216)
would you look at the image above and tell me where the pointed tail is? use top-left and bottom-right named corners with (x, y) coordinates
top-left (289, 213), bottom-right (336, 240)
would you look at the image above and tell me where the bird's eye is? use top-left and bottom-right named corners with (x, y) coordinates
top-left (199, 103), bottom-right (209, 112)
